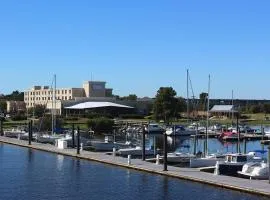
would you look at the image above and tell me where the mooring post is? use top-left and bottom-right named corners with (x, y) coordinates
top-left (28, 121), bottom-right (31, 145)
top-left (72, 124), bottom-right (75, 148)
top-left (77, 127), bottom-right (80, 154)
top-left (0, 119), bottom-right (3, 136)
top-left (142, 124), bottom-right (146, 161)
top-left (163, 132), bottom-right (168, 171)
top-left (194, 124), bottom-right (198, 155)
top-left (30, 120), bottom-right (33, 143)
top-left (243, 138), bottom-right (247, 154)
top-left (236, 114), bottom-right (240, 153)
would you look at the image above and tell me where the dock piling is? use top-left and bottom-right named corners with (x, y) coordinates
top-left (72, 124), bottom-right (75, 148)
top-left (0, 119), bottom-right (3, 136)
top-left (113, 148), bottom-right (116, 157)
top-left (237, 114), bottom-right (240, 153)
top-left (128, 155), bottom-right (131, 165)
top-left (77, 127), bottom-right (80, 154)
top-left (163, 132), bottom-right (168, 171)
top-left (142, 124), bottom-right (145, 161)
top-left (80, 143), bottom-right (83, 152)
top-left (243, 138), bottom-right (247, 154)
top-left (156, 154), bottom-right (160, 165)
top-left (28, 121), bottom-right (32, 145)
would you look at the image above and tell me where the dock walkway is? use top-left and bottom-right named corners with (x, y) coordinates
top-left (0, 136), bottom-right (269, 197)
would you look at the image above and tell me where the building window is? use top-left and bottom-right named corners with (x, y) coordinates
top-left (69, 90), bottom-right (72, 94)
top-left (69, 96), bottom-right (72, 100)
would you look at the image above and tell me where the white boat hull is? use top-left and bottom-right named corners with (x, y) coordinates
top-left (190, 157), bottom-right (224, 168)
top-left (118, 148), bottom-right (154, 156)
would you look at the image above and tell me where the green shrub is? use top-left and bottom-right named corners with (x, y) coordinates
top-left (119, 114), bottom-right (145, 119)
top-left (86, 113), bottom-right (113, 119)
top-left (87, 117), bottom-right (114, 133)
top-left (64, 117), bottom-right (79, 121)
top-left (11, 115), bottom-right (27, 121)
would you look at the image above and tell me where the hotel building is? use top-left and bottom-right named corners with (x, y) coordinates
top-left (24, 81), bottom-right (113, 114)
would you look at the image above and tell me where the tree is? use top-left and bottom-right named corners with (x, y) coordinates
top-left (176, 97), bottom-right (187, 113)
top-left (120, 94), bottom-right (138, 101)
top-left (0, 101), bottom-right (7, 112)
top-left (87, 117), bottom-right (114, 134)
top-left (153, 87), bottom-right (178, 123)
top-left (199, 92), bottom-right (208, 111)
top-left (37, 115), bottom-right (63, 132)
top-left (28, 104), bottom-right (46, 118)
top-left (5, 90), bottom-right (24, 101)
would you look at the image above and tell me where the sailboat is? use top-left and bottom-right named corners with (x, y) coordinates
top-left (190, 75), bottom-right (225, 168)
top-left (36, 75), bottom-right (65, 144)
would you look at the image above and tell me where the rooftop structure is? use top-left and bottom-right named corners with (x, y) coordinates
top-left (210, 105), bottom-right (238, 113)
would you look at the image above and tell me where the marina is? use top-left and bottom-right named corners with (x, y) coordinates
top-left (0, 136), bottom-right (269, 198)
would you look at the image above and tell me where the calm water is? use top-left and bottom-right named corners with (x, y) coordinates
top-left (145, 135), bottom-right (269, 159)
top-left (0, 143), bottom-right (268, 200)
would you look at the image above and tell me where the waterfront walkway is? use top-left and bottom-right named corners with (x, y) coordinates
top-left (0, 136), bottom-right (269, 197)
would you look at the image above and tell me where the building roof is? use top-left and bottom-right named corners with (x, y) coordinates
top-left (210, 105), bottom-right (238, 113)
top-left (65, 101), bottom-right (133, 110)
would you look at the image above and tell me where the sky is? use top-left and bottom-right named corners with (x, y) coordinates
top-left (0, 0), bottom-right (270, 99)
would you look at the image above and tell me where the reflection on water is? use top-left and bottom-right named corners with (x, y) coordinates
top-left (0, 144), bottom-right (268, 200)
top-left (56, 154), bottom-right (64, 171)
top-left (145, 135), bottom-right (269, 158)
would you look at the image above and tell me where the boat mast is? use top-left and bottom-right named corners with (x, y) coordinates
top-left (232, 90), bottom-right (234, 125)
top-left (187, 69), bottom-right (189, 122)
top-left (206, 74), bottom-right (210, 156)
top-left (54, 74), bottom-right (56, 134)
top-left (51, 74), bottom-right (56, 135)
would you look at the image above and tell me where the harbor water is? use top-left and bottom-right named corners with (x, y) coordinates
top-left (0, 143), bottom-right (268, 200)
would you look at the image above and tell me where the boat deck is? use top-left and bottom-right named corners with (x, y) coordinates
top-left (0, 136), bottom-right (269, 197)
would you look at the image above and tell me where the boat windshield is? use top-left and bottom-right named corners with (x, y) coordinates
top-left (237, 156), bottom-right (247, 162)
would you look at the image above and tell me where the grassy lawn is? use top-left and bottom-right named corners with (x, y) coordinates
top-left (3, 113), bottom-right (270, 130)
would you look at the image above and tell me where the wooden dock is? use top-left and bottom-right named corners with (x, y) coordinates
top-left (0, 136), bottom-right (270, 197)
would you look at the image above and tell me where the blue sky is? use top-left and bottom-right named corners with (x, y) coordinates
top-left (0, 0), bottom-right (270, 99)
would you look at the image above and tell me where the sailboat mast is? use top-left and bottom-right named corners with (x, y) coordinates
top-left (187, 69), bottom-right (189, 121)
top-left (51, 78), bottom-right (54, 135)
top-left (232, 90), bottom-right (234, 125)
top-left (206, 74), bottom-right (210, 156)
top-left (51, 74), bottom-right (56, 135)
top-left (54, 74), bottom-right (56, 134)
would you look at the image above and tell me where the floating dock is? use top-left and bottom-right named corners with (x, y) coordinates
top-left (0, 136), bottom-right (269, 197)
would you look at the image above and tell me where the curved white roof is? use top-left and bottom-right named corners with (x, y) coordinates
top-left (65, 101), bottom-right (133, 109)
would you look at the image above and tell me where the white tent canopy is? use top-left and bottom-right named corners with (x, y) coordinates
top-left (65, 101), bottom-right (133, 110)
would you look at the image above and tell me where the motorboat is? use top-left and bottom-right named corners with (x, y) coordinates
top-left (237, 161), bottom-right (269, 180)
top-left (145, 123), bottom-right (165, 134)
top-left (165, 152), bottom-right (196, 163)
top-left (90, 135), bottom-right (132, 151)
top-left (219, 131), bottom-right (244, 141)
top-left (165, 125), bottom-right (196, 136)
top-left (91, 140), bottom-right (132, 151)
top-left (189, 153), bottom-right (226, 168)
top-left (117, 146), bottom-right (155, 156)
top-left (4, 128), bottom-right (28, 138)
top-left (214, 152), bottom-right (263, 176)
top-left (36, 133), bottom-right (65, 144)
